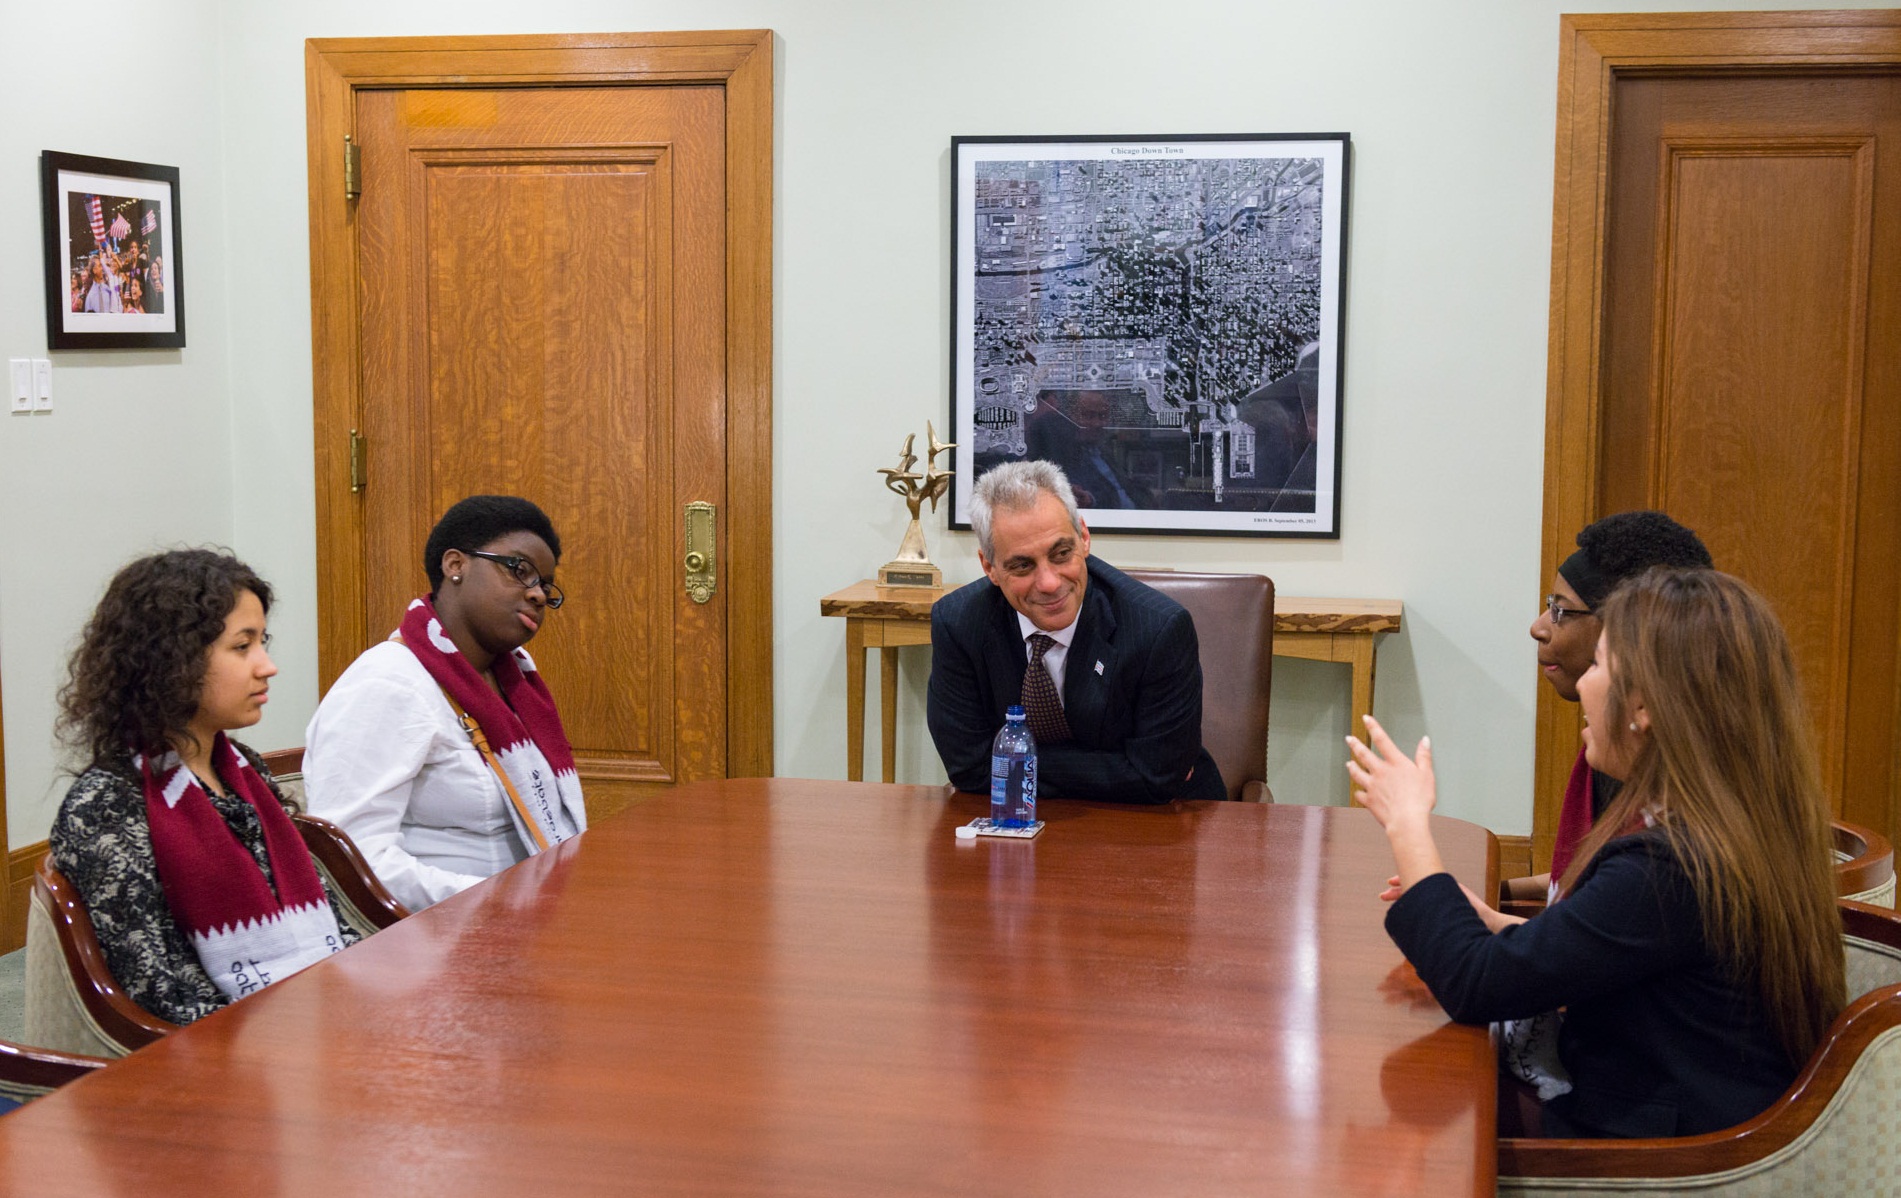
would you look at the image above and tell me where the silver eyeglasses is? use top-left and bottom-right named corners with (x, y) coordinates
top-left (1543, 594), bottom-right (1592, 625)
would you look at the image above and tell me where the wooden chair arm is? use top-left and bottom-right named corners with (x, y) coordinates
top-left (0, 1039), bottom-right (109, 1091)
top-left (1499, 980), bottom-right (1901, 1179)
top-left (259, 746), bottom-right (305, 779)
top-left (291, 814), bottom-right (410, 929)
top-left (33, 858), bottom-right (178, 1051)
top-left (1833, 820), bottom-right (1894, 898)
top-left (1842, 897), bottom-right (1901, 950)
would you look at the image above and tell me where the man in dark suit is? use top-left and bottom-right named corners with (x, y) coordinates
top-left (927, 460), bottom-right (1224, 804)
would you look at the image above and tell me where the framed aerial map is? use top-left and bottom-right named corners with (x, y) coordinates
top-left (949, 133), bottom-right (1350, 537)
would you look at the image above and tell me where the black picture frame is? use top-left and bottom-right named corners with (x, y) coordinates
top-left (949, 133), bottom-right (1350, 538)
top-left (40, 150), bottom-right (186, 350)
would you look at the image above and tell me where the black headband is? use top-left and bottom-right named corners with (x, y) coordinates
top-left (1558, 548), bottom-right (1613, 611)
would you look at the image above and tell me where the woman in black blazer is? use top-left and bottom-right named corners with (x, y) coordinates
top-left (1348, 568), bottom-right (1845, 1138)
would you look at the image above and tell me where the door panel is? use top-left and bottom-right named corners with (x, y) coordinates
top-left (356, 86), bottom-right (727, 816)
top-left (1594, 74), bottom-right (1901, 837)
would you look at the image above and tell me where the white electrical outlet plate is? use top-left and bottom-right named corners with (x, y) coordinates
top-left (9, 359), bottom-right (30, 413)
top-left (31, 359), bottom-right (52, 411)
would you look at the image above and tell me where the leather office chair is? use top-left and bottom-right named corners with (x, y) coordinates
top-left (1497, 898), bottom-right (1901, 1196)
top-left (0, 1039), bottom-right (109, 1107)
top-left (1123, 570), bottom-right (1274, 802)
top-left (24, 856), bottom-right (177, 1058)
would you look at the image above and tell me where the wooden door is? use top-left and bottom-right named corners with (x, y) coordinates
top-left (1540, 13), bottom-right (1901, 860)
top-left (306, 35), bottom-right (775, 820)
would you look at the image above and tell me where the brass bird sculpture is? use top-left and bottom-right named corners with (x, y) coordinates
top-left (875, 423), bottom-right (957, 588)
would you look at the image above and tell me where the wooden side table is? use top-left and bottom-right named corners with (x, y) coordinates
top-left (820, 581), bottom-right (1403, 785)
top-left (820, 581), bottom-right (946, 782)
top-left (1269, 598), bottom-right (1404, 736)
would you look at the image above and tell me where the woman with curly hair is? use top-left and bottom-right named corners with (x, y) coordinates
top-left (51, 549), bottom-right (364, 1026)
top-left (304, 495), bottom-right (584, 911)
top-left (1350, 568), bottom-right (1845, 1138)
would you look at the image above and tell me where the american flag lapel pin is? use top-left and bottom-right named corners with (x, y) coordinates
top-left (1094, 660), bottom-right (1104, 676)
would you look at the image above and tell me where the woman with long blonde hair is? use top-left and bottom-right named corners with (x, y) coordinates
top-left (1350, 568), bottom-right (1844, 1138)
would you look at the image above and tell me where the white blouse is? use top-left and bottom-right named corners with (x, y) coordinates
top-left (304, 641), bottom-right (529, 911)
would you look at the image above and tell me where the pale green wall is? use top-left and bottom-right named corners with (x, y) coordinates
top-left (2, 0), bottom-right (1882, 848)
top-left (0, 1), bottom-right (234, 847)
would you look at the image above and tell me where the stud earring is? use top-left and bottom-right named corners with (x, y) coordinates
top-left (1628, 722), bottom-right (1638, 732)
top-left (451, 575), bottom-right (462, 583)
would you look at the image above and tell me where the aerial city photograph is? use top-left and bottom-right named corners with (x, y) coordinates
top-left (963, 149), bottom-right (1334, 525)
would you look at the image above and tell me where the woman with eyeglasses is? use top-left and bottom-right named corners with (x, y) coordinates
top-left (1511, 511), bottom-right (1712, 905)
top-left (50, 550), bottom-right (361, 1025)
top-left (304, 495), bottom-right (585, 911)
top-left (1353, 568), bottom-right (1844, 1138)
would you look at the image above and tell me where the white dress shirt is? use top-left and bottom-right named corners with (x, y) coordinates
top-left (304, 641), bottom-right (529, 911)
top-left (1015, 610), bottom-right (1081, 707)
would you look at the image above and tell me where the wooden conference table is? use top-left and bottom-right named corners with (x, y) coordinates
top-left (0, 780), bottom-right (1498, 1196)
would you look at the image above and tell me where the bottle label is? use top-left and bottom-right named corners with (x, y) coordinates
top-left (991, 752), bottom-right (1036, 826)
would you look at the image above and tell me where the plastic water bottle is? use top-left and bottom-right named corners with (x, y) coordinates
top-left (990, 705), bottom-right (1037, 828)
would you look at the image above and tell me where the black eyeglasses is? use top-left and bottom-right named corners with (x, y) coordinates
top-left (1543, 594), bottom-right (1591, 625)
top-left (465, 550), bottom-right (565, 609)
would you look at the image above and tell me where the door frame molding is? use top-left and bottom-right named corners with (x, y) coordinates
top-left (1537, 10), bottom-right (1901, 865)
top-left (304, 31), bottom-right (775, 776)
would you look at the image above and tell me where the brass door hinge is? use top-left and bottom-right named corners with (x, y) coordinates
top-left (349, 428), bottom-right (366, 493)
top-left (344, 134), bottom-right (361, 201)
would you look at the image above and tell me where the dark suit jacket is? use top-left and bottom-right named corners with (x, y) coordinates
top-left (927, 556), bottom-right (1224, 804)
top-left (1386, 832), bottom-right (1797, 1138)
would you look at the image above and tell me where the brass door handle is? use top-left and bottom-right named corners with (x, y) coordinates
top-left (684, 501), bottom-right (716, 603)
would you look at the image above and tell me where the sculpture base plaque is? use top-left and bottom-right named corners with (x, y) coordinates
top-left (878, 561), bottom-right (943, 589)
top-left (877, 517), bottom-right (943, 588)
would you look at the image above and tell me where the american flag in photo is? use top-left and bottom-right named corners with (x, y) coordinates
top-left (109, 213), bottom-right (131, 240)
top-left (87, 196), bottom-right (104, 244)
top-left (142, 209), bottom-right (158, 236)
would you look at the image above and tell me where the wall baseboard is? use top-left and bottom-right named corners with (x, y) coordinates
top-left (4, 840), bottom-right (47, 954)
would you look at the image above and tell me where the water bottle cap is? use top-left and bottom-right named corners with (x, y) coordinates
top-left (1005, 705), bottom-right (1026, 719)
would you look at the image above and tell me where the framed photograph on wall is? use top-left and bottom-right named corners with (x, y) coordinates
top-left (950, 133), bottom-right (1349, 537)
top-left (40, 151), bottom-right (186, 350)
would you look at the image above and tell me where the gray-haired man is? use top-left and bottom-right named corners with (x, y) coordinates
top-left (926, 460), bottom-right (1223, 803)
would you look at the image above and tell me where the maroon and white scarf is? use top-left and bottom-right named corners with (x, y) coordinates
top-left (140, 736), bottom-right (344, 1003)
top-left (1546, 746), bottom-right (1598, 905)
top-left (397, 596), bottom-right (585, 852)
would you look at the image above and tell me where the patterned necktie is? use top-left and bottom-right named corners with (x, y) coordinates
top-left (1021, 633), bottom-right (1072, 744)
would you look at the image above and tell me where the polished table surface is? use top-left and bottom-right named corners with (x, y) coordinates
top-left (0, 780), bottom-right (1497, 1196)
